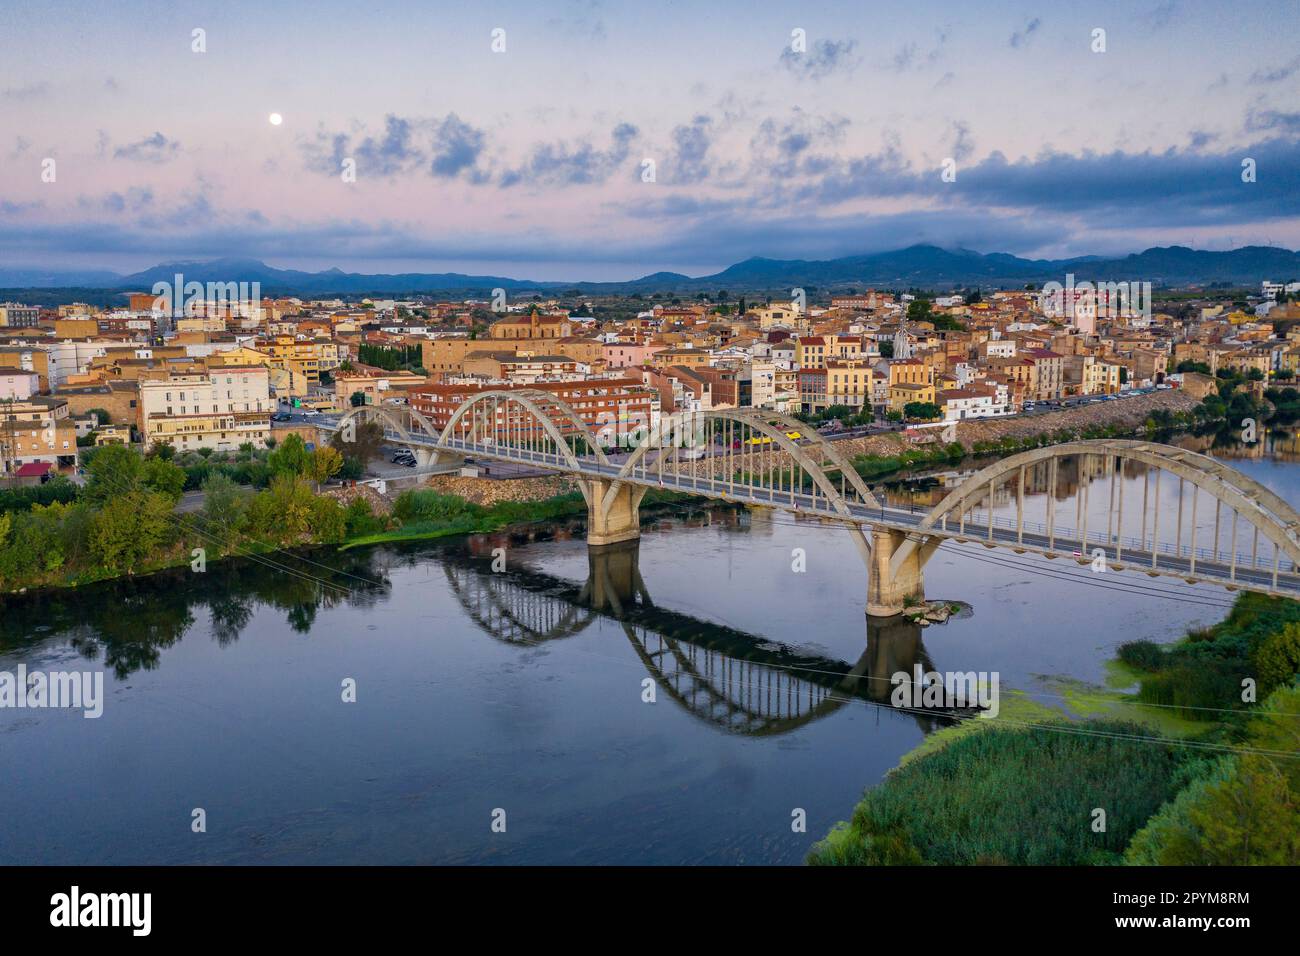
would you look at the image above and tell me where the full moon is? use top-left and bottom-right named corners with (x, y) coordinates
top-left (268, 113), bottom-right (283, 126)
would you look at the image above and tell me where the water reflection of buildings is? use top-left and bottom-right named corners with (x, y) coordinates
top-left (446, 538), bottom-right (949, 737)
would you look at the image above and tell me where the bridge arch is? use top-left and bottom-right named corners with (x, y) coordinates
top-left (889, 438), bottom-right (1300, 582)
top-left (333, 402), bottom-right (440, 446)
top-left (608, 406), bottom-right (880, 561)
top-left (437, 389), bottom-right (612, 474)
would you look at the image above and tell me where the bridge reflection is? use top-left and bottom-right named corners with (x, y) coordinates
top-left (0, 527), bottom-right (951, 738)
top-left (445, 538), bottom-right (948, 737)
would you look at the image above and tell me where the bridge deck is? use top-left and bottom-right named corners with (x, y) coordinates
top-left (318, 418), bottom-right (1300, 599)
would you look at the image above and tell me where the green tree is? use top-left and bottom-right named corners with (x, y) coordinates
top-left (142, 456), bottom-right (187, 503)
top-left (308, 446), bottom-right (344, 490)
top-left (89, 490), bottom-right (172, 573)
top-left (1253, 623), bottom-right (1300, 693)
top-left (84, 444), bottom-right (143, 505)
top-left (1188, 756), bottom-right (1300, 865)
top-left (247, 475), bottom-right (315, 545)
top-left (199, 473), bottom-right (248, 550)
top-left (267, 433), bottom-right (311, 477)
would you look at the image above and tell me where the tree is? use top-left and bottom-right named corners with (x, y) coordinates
top-left (903, 402), bottom-right (942, 421)
top-left (84, 445), bottom-right (143, 506)
top-left (1253, 623), bottom-right (1300, 694)
top-left (267, 433), bottom-right (311, 477)
top-left (906, 299), bottom-right (933, 323)
top-left (89, 490), bottom-right (172, 573)
top-left (199, 473), bottom-right (248, 551)
top-left (307, 446), bottom-right (344, 490)
top-left (350, 391), bottom-right (367, 408)
top-left (87, 408), bottom-right (112, 426)
top-left (247, 475), bottom-right (315, 545)
top-left (142, 456), bottom-right (186, 503)
top-left (1187, 756), bottom-right (1300, 864)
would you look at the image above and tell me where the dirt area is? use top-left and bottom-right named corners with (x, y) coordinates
top-left (320, 483), bottom-right (395, 515)
top-left (421, 473), bottom-right (579, 506)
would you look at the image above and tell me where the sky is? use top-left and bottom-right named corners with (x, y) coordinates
top-left (1, 0), bottom-right (1298, 280)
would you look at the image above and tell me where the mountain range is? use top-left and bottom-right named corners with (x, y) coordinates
top-left (2, 244), bottom-right (1298, 295)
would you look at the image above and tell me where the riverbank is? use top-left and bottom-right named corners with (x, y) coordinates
top-left (809, 592), bottom-right (1300, 865)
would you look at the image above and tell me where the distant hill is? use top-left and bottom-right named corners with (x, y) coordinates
top-left (3, 244), bottom-right (1297, 295)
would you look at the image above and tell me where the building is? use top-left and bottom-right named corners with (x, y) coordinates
top-left (334, 368), bottom-right (428, 409)
top-left (138, 367), bottom-right (272, 452)
top-left (825, 358), bottom-right (874, 410)
top-left (0, 303), bottom-right (40, 328)
top-left (0, 396), bottom-right (78, 475)
top-left (461, 351), bottom-right (581, 383)
top-left (0, 367), bottom-right (39, 401)
top-left (888, 381), bottom-right (937, 416)
top-left (940, 385), bottom-right (1009, 421)
top-left (489, 309), bottom-right (573, 340)
top-left (409, 377), bottom-right (659, 446)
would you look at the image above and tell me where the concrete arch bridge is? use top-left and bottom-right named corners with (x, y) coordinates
top-left (319, 395), bottom-right (1300, 614)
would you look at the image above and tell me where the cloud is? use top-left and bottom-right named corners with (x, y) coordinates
top-left (429, 113), bottom-right (487, 180)
top-left (332, 114), bottom-right (421, 177)
top-left (500, 123), bottom-right (637, 187)
top-left (546, 0), bottom-right (606, 40)
top-left (1250, 55), bottom-right (1300, 85)
top-left (779, 38), bottom-right (859, 80)
top-left (949, 121), bottom-right (975, 162)
top-left (1246, 109), bottom-right (1300, 135)
top-left (666, 116), bottom-right (713, 184)
top-left (2, 81), bottom-right (51, 101)
top-left (1143, 1), bottom-right (1180, 29)
top-left (891, 27), bottom-right (950, 73)
top-left (1009, 18), bottom-right (1041, 49)
top-left (113, 132), bottom-right (180, 163)
top-left (300, 113), bottom-right (487, 181)
top-left (748, 110), bottom-right (848, 179)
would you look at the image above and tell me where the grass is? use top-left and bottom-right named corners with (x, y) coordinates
top-left (809, 717), bottom-right (1186, 866)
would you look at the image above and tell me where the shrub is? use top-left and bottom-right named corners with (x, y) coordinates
top-left (1117, 639), bottom-right (1166, 672)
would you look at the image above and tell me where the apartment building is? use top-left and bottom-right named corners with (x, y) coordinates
top-left (409, 377), bottom-right (659, 441)
top-left (0, 303), bottom-right (40, 328)
top-left (0, 396), bottom-right (78, 474)
top-left (0, 367), bottom-right (39, 400)
top-left (825, 358), bottom-right (874, 410)
top-left (138, 366), bottom-right (272, 452)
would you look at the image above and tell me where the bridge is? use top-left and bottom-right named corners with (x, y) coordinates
top-left (318, 390), bottom-right (1300, 614)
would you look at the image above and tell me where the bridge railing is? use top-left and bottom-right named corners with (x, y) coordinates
top-left (939, 510), bottom-right (1297, 573)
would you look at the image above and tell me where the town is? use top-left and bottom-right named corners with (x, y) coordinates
top-left (4, 277), bottom-right (1299, 482)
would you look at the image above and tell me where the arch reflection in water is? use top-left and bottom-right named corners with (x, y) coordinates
top-left (442, 538), bottom-right (952, 737)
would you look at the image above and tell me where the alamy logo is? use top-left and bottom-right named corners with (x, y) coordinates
top-left (50, 886), bottom-right (151, 936)
top-left (1040, 273), bottom-right (1152, 324)
top-left (890, 665), bottom-right (1000, 718)
top-left (0, 665), bottom-right (103, 718)
top-left (151, 272), bottom-right (262, 320)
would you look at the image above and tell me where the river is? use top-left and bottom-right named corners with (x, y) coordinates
top-left (1, 427), bottom-right (1295, 864)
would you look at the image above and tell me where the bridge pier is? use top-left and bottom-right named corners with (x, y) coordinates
top-left (583, 479), bottom-right (646, 548)
top-left (867, 527), bottom-right (927, 617)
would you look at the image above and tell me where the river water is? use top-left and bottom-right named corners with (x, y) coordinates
top-left (1, 429), bottom-right (1296, 865)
